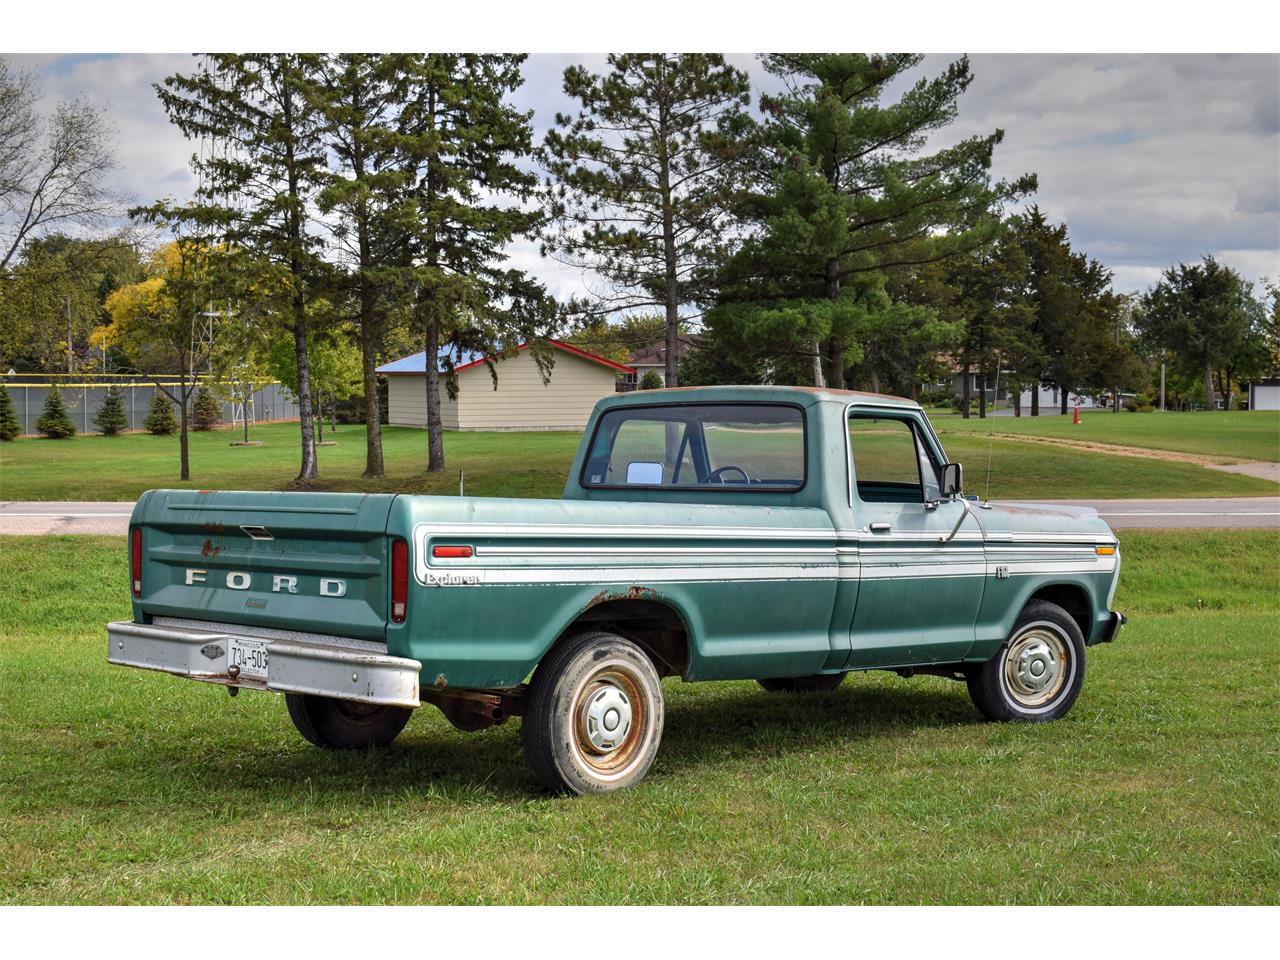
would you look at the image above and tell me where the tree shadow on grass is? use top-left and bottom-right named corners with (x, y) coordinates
top-left (151, 676), bottom-right (982, 804)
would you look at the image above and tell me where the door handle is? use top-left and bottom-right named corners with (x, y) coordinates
top-left (869, 522), bottom-right (892, 533)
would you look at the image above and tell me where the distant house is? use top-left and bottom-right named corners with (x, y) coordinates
top-left (620, 336), bottom-right (698, 390)
top-left (1246, 375), bottom-right (1280, 411)
top-left (377, 340), bottom-right (633, 431)
top-left (930, 361), bottom-right (1100, 411)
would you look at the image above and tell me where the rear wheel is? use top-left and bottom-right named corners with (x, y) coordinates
top-left (966, 600), bottom-right (1085, 722)
top-left (757, 673), bottom-right (846, 694)
top-left (285, 694), bottom-right (412, 749)
top-left (521, 631), bottom-right (664, 795)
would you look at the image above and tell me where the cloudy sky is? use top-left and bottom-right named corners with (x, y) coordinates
top-left (7, 52), bottom-right (1279, 300)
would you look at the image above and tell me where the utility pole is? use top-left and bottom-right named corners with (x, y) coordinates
top-left (66, 294), bottom-right (73, 373)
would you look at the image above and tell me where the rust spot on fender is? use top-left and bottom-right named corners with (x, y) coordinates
top-left (202, 522), bottom-right (226, 534)
top-left (435, 673), bottom-right (448, 689)
top-left (200, 539), bottom-right (221, 558)
top-left (584, 585), bottom-right (660, 610)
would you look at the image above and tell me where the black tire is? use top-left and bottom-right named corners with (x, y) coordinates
top-left (285, 694), bottom-right (412, 749)
top-left (966, 600), bottom-right (1086, 722)
top-left (757, 673), bottom-right (846, 694)
top-left (521, 631), bottom-right (664, 795)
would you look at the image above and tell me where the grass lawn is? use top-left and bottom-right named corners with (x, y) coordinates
top-left (0, 530), bottom-right (1276, 904)
top-left (2, 420), bottom-right (1276, 501)
top-left (931, 409), bottom-right (1280, 463)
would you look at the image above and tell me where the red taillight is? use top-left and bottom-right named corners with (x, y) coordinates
top-left (391, 538), bottom-right (408, 624)
top-left (130, 527), bottom-right (142, 598)
top-left (431, 545), bottom-right (473, 559)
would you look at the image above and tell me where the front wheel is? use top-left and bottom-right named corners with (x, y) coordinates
top-left (521, 631), bottom-right (664, 795)
top-left (285, 694), bottom-right (412, 749)
top-left (966, 600), bottom-right (1086, 722)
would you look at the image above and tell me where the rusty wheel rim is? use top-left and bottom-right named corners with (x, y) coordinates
top-left (569, 660), bottom-right (649, 781)
top-left (1002, 623), bottom-right (1070, 709)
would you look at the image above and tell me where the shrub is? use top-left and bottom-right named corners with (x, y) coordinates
top-left (94, 386), bottom-right (129, 436)
top-left (0, 384), bottom-right (20, 441)
top-left (144, 392), bottom-right (179, 435)
top-left (191, 386), bottom-right (222, 431)
top-left (639, 369), bottom-right (663, 390)
top-left (1137, 404), bottom-right (1155, 413)
top-left (36, 385), bottom-right (77, 438)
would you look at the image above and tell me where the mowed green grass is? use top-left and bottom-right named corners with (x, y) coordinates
top-left (933, 409), bottom-right (1280, 462)
top-left (1, 420), bottom-right (1275, 501)
top-left (1, 531), bottom-right (1275, 904)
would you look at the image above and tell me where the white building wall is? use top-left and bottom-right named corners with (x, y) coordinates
top-left (1249, 384), bottom-right (1280, 411)
top-left (386, 377), bottom-right (459, 429)
top-left (384, 348), bottom-right (618, 431)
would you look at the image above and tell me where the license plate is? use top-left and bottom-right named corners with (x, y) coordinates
top-left (228, 637), bottom-right (269, 681)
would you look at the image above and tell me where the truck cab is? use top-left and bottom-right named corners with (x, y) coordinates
top-left (109, 386), bottom-right (1125, 794)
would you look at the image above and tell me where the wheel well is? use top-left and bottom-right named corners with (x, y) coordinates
top-left (1026, 583), bottom-right (1091, 640)
top-left (557, 597), bottom-right (690, 679)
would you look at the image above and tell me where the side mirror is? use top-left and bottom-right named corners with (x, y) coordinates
top-left (940, 462), bottom-right (963, 498)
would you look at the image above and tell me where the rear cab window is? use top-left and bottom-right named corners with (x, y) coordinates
top-left (582, 403), bottom-right (806, 491)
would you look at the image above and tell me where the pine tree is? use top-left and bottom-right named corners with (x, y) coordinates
top-left (0, 383), bottom-right (21, 441)
top-left (394, 55), bottom-right (555, 473)
top-left (543, 54), bottom-right (750, 387)
top-left (36, 385), bottom-right (76, 438)
top-left (639, 369), bottom-right (663, 390)
top-left (191, 385), bottom-right (222, 430)
top-left (152, 54), bottom-right (327, 482)
top-left (713, 55), bottom-right (1035, 389)
top-left (144, 391), bottom-right (178, 435)
top-left (94, 385), bottom-right (129, 435)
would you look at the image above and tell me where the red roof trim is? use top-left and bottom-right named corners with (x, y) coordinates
top-left (449, 339), bottom-right (634, 376)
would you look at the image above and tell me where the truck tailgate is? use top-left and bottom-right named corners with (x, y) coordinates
top-left (131, 490), bottom-right (397, 641)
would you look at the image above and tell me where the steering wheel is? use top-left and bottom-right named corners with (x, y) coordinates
top-left (707, 465), bottom-right (752, 485)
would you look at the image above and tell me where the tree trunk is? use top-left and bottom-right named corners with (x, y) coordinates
top-left (425, 318), bottom-right (445, 473)
top-left (178, 386), bottom-right (190, 481)
top-left (978, 370), bottom-right (987, 419)
top-left (961, 364), bottom-right (971, 419)
top-left (1060, 386), bottom-right (1069, 416)
top-left (656, 73), bottom-right (680, 390)
top-left (1031, 381), bottom-right (1040, 417)
top-left (1203, 361), bottom-right (1215, 412)
top-left (824, 259), bottom-right (844, 389)
top-left (1013, 386), bottom-right (1022, 417)
top-left (361, 321), bottom-right (384, 477)
top-left (810, 338), bottom-right (825, 388)
top-left (281, 62), bottom-right (318, 484)
top-left (294, 312), bottom-right (318, 481)
top-left (316, 395), bottom-right (324, 443)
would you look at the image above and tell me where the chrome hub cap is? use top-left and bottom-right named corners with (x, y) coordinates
top-left (1003, 627), bottom-right (1069, 708)
top-left (579, 683), bottom-right (632, 754)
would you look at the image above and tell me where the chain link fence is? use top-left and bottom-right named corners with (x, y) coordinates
top-left (0, 375), bottom-right (300, 436)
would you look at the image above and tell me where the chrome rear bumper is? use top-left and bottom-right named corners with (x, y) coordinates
top-left (107, 619), bottom-right (421, 708)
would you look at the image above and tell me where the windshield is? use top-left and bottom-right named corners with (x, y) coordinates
top-left (582, 403), bottom-right (806, 491)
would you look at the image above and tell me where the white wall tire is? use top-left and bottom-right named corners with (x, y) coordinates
top-left (966, 600), bottom-right (1086, 722)
top-left (521, 631), bottom-right (664, 795)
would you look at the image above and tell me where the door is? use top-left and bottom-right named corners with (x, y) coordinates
top-left (844, 412), bottom-right (985, 668)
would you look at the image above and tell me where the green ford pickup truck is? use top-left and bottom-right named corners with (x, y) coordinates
top-left (108, 385), bottom-right (1125, 794)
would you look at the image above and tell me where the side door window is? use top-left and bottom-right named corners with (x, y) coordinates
top-left (848, 416), bottom-right (925, 503)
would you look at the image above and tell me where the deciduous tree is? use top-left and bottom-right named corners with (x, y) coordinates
top-left (0, 58), bottom-right (120, 275)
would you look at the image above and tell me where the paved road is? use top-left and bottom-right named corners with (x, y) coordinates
top-left (1003, 497), bottom-right (1279, 529)
top-left (2, 497), bottom-right (1277, 535)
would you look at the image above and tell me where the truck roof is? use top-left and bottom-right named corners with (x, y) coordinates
top-left (598, 383), bottom-right (921, 410)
